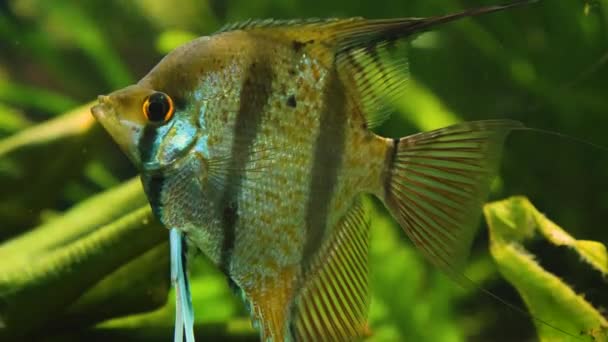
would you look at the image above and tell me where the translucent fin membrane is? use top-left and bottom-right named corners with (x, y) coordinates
top-left (383, 120), bottom-right (522, 277)
top-left (292, 199), bottom-right (370, 341)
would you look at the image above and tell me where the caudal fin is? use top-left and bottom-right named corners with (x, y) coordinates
top-left (381, 120), bottom-right (522, 276)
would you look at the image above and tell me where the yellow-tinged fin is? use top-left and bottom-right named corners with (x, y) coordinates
top-left (291, 198), bottom-right (370, 341)
top-left (217, 1), bottom-right (536, 128)
top-left (382, 120), bottom-right (523, 279)
top-left (243, 266), bottom-right (299, 341)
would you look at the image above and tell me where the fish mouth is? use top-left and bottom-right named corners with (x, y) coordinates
top-left (90, 95), bottom-right (143, 166)
top-left (91, 95), bottom-right (112, 121)
top-left (90, 96), bottom-right (124, 143)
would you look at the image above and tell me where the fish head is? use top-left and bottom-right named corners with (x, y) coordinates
top-left (91, 82), bottom-right (200, 173)
top-left (92, 37), bottom-right (224, 174)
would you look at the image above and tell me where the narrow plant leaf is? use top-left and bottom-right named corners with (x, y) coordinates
top-left (0, 79), bottom-right (78, 115)
top-left (0, 102), bottom-right (95, 157)
top-left (484, 196), bottom-right (608, 341)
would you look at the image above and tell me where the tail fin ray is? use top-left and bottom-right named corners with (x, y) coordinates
top-left (382, 120), bottom-right (523, 276)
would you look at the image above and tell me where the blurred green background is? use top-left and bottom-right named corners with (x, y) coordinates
top-left (0, 0), bottom-right (607, 341)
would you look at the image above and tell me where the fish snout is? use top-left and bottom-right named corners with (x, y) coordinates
top-left (91, 95), bottom-right (112, 120)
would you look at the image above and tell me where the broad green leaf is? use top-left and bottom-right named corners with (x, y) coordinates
top-left (64, 242), bottom-right (170, 326)
top-left (484, 196), bottom-right (608, 341)
top-left (0, 102), bottom-right (98, 236)
top-left (0, 179), bottom-right (167, 340)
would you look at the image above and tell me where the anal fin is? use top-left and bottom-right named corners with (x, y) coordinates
top-left (243, 266), bottom-right (298, 341)
top-left (291, 198), bottom-right (370, 341)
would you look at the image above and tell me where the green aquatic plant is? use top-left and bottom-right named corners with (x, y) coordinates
top-left (485, 197), bottom-right (608, 341)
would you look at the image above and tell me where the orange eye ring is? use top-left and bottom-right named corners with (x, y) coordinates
top-left (142, 92), bottom-right (174, 124)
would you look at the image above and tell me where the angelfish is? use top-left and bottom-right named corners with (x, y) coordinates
top-left (91, 1), bottom-right (533, 341)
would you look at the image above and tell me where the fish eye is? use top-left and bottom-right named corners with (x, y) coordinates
top-left (143, 92), bottom-right (174, 124)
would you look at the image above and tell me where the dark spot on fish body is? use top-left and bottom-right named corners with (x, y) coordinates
top-left (287, 95), bottom-right (297, 108)
top-left (292, 40), bottom-right (306, 52)
top-left (292, 39), bottom-right (315, 53)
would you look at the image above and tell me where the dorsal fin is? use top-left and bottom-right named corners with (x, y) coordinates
top-left (291, 197), bottom-right (370, 341)
top-left (216, 1), bottom-right (536, 128)
top-left (216, 1), bottom-right (534, 47)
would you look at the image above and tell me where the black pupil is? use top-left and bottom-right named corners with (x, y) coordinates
top-left (147, 93), bottom-right (169, 122)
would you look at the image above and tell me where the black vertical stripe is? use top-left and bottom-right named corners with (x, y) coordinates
top-left (138, 125), bottom-right (159, 164)
top-left (384, 137), bottom-right (400, 195)
top-left (141, 174), bottom-right (165, 219)
top-left (302, 71), bottom-right (347, 272)
top-left (219, 59), bottom-right (275, 274)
